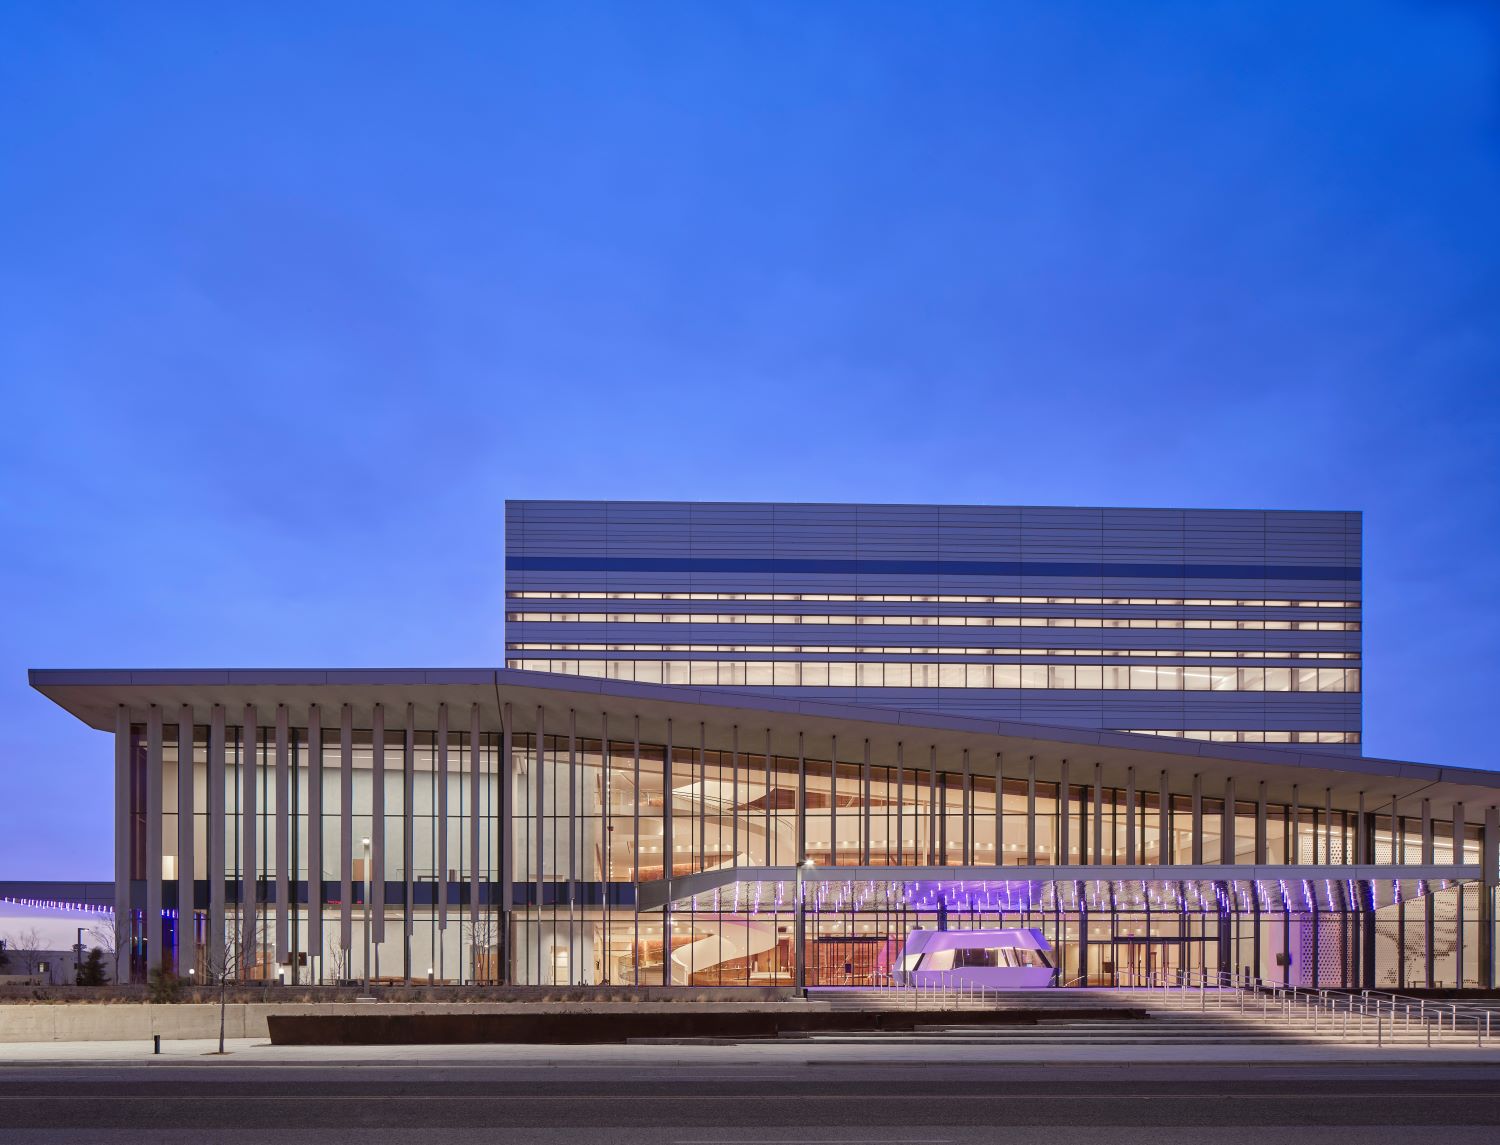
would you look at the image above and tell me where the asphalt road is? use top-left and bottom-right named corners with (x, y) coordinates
top-left (2, 1060), bottom-right (1498, 1143)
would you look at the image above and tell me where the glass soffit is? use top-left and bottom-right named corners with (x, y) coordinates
top-left (663, 875), bottom-right (1463, 914)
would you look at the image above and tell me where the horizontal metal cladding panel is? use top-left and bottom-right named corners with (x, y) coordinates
top-left (507, 557), bottom-right (1360, 582)
top-left (645, 690), bottom-right (1362, 751)
top-left (507, 501), bottom-right (1358, 524)
top-left (509, 581), bottom-right (1363, 600)
top-left (507, 502), bottom-right (1359, 569)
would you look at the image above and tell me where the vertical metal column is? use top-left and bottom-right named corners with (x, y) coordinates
top-left (207, 706), bottom-right (226, 976)
top-left (861, 738), bottom-right (872, 866)
top-left (113, 706), bottom-right (131, 973)
top-left (1222, 778), bottom-right (1235, 865)
top-left (1125, 766), bottom-right (1136, 866)
top-left (1423, 797), bottom-right (1435, 988)
top-left (926, 746), bottom-right (937, 866)
top-left (1324, 788), bottom-right (1334, 864)
top-left (662, 718), bottom-right (672, 986)
top-left (469, 703), bottom-right (482, 976)
top-left (994, 752), bottom-right (1003, 868)
top-left (1256, 782), bottom-right (1267, 865)
top-left (146, 706), bottom-right (163, 975)
top-left (437, 703), bottom-right (449, 937)
top-left (403, 703), bottom-right (416, 981)
top-left (1290, 784), bottom-right (1300, 863)
top-left (1092, 764), bottom-right (1103, 866)
top-left (1058, 760), bottom-right (1070, 865)
top-left (500, 703), bottom-right (514, 984)
top-left (961, 748), bottom-right (971, 865)
top-left (339, 705), bottom-right (353, 959)
top-left (1025, 757), bottom-right (1036, 866)
top-left (534, 707), bottom-right (546, 985)
top-left (731, 726), bottom-right (740, 866)
top-left (274, 705), bottom-right (290, 969)
top-left (305, 704), bottom-right (321, 978)
top-left (1157, 770), bottom-right (1169, 865)
top-left (895, 742), bottom-right (904, 866)
top-left (599, 710), bottom-right (609, 986)
top-left (1453, 801), bottom-right (1466, 985)
top-left (1190, 775), bottom-right (1203, 866)
top-left (698, 723), bottom-right (707, 873)
top-left (698, 721), bottom-right (709, 968)
top-left (797, 733), bottom-right (807, 863)
top-left (1481, 806), bottom-right (1498, 990)
top-left (177, 705), bottom-right (195, 978)
top-left (1362, 796), bottom-right (1378, 989)
top-left (1357, 791), bottom-right (1367, 863)
top-left (829, 734), bottom-right (839, 868)
top-left (371, 703), bottom-right (385, 979)
top-left (567, 709), bottom-right (577, 983)
top-left (764, 729), bottom-right (773, 866)
top-left (632, 717), bottom-right (641, 983)
top-left (239, 705), bottom-right (257, 977)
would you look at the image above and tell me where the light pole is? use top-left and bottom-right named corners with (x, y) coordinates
top-left (75, 927), bottom-right (84, 984)
top-left (795, 859), bottom-right (814, 998)
top-left (361, 837), bottom-right (372, 993)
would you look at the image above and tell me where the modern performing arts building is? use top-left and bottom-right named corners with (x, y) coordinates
top-left (24, 501), bottom-right (1500, 992)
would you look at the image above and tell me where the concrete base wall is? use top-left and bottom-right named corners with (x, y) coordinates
top-left (0, 1000), bottom-right (824, 1043)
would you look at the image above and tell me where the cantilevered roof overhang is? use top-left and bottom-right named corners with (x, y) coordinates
top-left (28, 666), bottom-right (1500, 813)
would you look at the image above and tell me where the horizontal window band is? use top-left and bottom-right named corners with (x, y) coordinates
top-left (507, 643), bottom-right (1357, 660)
top-left (1119, 729), bottom-right (1359, 744)
top-left (504, 594), bottom-right (1362, 612)
top-left (508, 556), bottom-right (1361, 581)
top-left (509, 659), bottom-right (1361, 692)
top-left (509, 612), bottom-right (1359, 631)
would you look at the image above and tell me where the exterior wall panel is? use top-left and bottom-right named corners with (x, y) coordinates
top-left (506, 500), bottom-right (1363, 752)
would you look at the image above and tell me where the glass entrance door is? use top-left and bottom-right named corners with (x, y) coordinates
top-left (1110, 938), bottom-right (1206, 986)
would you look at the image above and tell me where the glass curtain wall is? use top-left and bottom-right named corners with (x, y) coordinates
top-left (127, 722), bottom-right (1494, 988)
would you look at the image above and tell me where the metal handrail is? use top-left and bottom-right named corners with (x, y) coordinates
top-left (1128, 968), bottom-right (1499, 1048)
top-left (847, 963), bottom-right (1496, 1047)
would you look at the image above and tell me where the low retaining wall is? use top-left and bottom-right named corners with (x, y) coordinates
top-left (0, 1002), bottom-right (275, 1043)
top-left (0, 999), bottom-right (818, 1044)
top-left (0, 1000), bottom-right (1146, 1045)
top-left (267, 1007), bottom-right (1146, 1046)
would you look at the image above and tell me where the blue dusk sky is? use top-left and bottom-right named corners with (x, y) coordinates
top-left (1, 3), bottom-right (1497, 878)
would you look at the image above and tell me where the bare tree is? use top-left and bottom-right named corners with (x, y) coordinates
top-left (325, 935), bottom-right (351, 985)
top-left (3, 928), bottom-right (45, 977)
top-left (201, 936), bottom-right (248, 1055)
top-left (463, 912), bottom-right (500, 984)
top-left (89, 915), bottom-right (131, 985)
